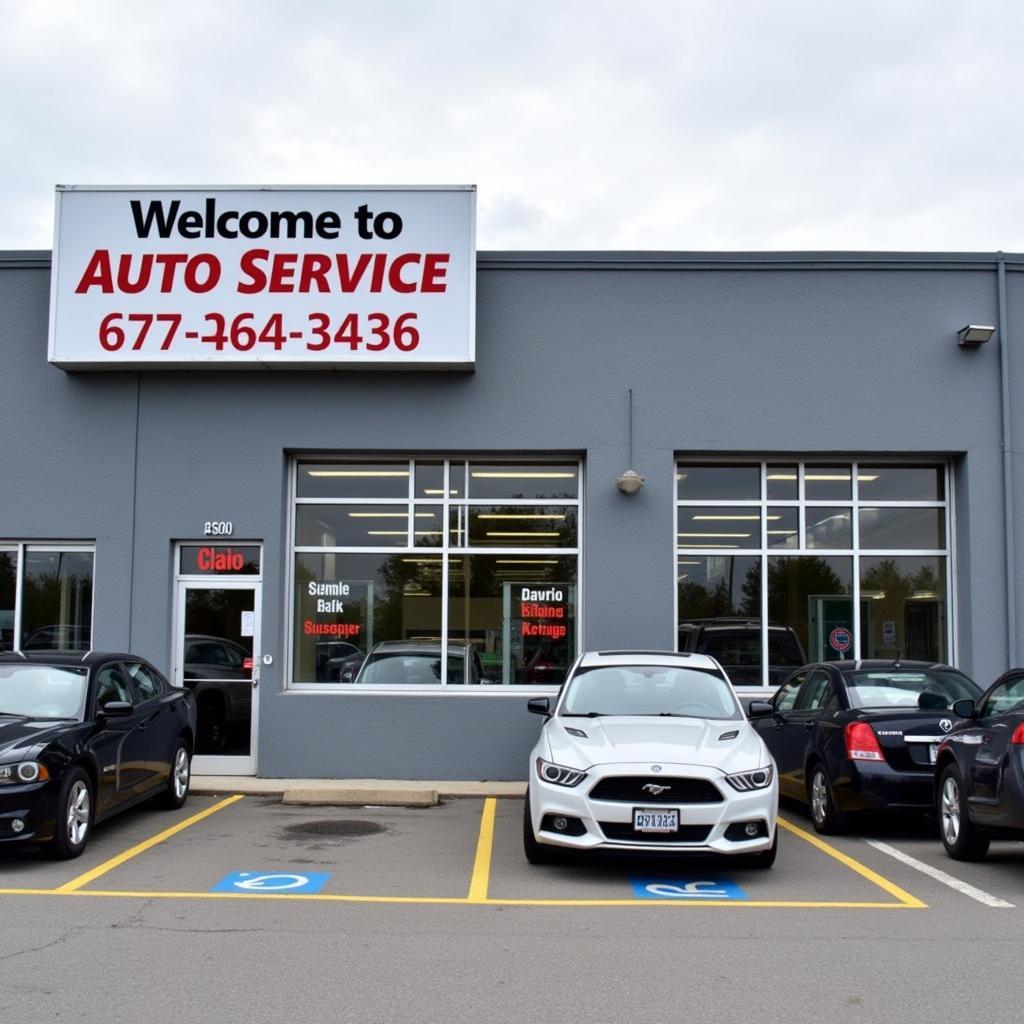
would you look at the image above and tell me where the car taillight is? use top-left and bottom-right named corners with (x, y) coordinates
top-left (1011, 723), bottom-right (1024, 745)
top-left (845, 721), bottom-right (885, 762)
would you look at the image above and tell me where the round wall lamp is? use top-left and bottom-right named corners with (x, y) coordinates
top-left (617, 468), bottom-right (645, 494)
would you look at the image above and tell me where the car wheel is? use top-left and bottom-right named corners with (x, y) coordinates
top-left (739, 828), bottom-right (778, 869)
top-left (196, 700), bottom-right (227, 754)
top-left (51, 767), bottom-right (93, 860)
top-left (522, 792), bottom-right (561, 865)
top-left (939, 763), bottom-right (989, 861)
top-left (808, 764), bottom-right (847, 835)
top-left (156, 739), bottom-right (192, 810)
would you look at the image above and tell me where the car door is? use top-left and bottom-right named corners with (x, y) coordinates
top-left (125, 659), bottom-right (175, 793)
top-left (753, 671), bottom-right (807, 797)
top-left (784, 669), bottom-right (837, 792)
top-left (88, 661), bottom-right (151, 816)
top-left (969, 672), bottom-right (1024, 812)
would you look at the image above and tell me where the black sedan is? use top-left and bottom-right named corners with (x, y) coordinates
top-left (935, 668), bottom-right (1024, 860)
top-left (0, 652), bottom-right (197, 858)
top-left (748, 659), bottom-right (981, 833)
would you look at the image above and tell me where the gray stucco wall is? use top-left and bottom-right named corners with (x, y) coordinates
top-left (2, 251), bottom-right (1021, 778)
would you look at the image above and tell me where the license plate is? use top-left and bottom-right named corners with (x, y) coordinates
top-left (633, 808), bottom-right (679, 833)
top-left (928, 743), bottom-right (939, 764)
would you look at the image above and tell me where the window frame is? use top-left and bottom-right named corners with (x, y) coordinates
top-left (675, 458), bottom-right (954, 691)
top-left (287, 456), bottom-right (583, 693)
top-left (0, 542), bottom-right (97, 655)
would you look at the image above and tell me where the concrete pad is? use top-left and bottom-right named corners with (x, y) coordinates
top-left (192, 775), bottom-right (527, 799)
top-left (282, 787), bottom-right (438, 807)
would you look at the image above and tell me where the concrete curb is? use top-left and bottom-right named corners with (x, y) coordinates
top-left (192, 776), bottom-right (528, 804)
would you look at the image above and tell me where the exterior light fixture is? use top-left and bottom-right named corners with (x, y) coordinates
top-left (957, 324), bottom-right (995, 348)
top-left (617, 388), bottom-right (645, 494)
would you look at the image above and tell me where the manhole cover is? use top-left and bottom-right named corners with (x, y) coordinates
top-left (283, 820), bottom-right (386, 838)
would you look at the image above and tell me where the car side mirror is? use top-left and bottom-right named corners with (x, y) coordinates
top-left (746, 701), bottom-right (774, 719)
top-left (99, 701), bottom-right (133, 718)
top-left (952, 698), bottom-right (976, 719)
top-left (528, 697), bottom-right (551, 716)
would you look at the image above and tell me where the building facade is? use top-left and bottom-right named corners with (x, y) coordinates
top-left (3, 246), bottom-right (1023, 779)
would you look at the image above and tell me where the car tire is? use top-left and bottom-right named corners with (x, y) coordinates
top-left (155, 739), bottom-right (192, 810)
top-left (522, 792), bottom-right (562, 865)
top-left (807, 764), bottom-right (847, 835)
top-left (196, 700), bottom-right (227, 754)
top-left (50, 766), bottom-right (93, 860)
top-left (938, 763), bottom-right (989, 861)
top-left (739, 828), bottom-right (778, 869)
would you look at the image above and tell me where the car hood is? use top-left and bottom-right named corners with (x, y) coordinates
top-left (544, 716), bottom-right (769, 773)
top-left (0, 718), bottom-right (72, 760)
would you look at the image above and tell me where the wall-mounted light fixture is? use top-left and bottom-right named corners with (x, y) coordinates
top-left (957, 324), bottom-right (996, 348)
top-left (617, 388), bottom-right (645, 494)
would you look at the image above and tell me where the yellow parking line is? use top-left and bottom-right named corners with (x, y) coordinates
top-left (777, 815), bottom-right (926, 909)
top-left (53, 794), bottom-right (244, 893)
top-left (10, 888), bottom-right (915, 908)
top-left (467, 797), bottom-right (497, 901)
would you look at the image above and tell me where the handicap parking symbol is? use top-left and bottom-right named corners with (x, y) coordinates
top-left (211, 871), bottom-right (331, 894)
top-left (630, 877), bottom-right (748, 901)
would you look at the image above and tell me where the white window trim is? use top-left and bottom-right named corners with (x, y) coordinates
top-left (674, 458), bottom-right (954, 692)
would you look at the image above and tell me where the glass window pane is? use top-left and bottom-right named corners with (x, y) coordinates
top-left (677, 555), bottom-right (762, 686)
top-left (293, 552), bottom-right (443, 683)
top-left (860, 556), bottom-right (947, 662)
top-left (805, 465), bottom-right (852, 501)
top-left (20, 551), bottom-right (93, 651)
top-left (413, 506), bottom-right (444, 548)
top-left (468, 463), bottom-right (578, 500)
top-left (859, 508), bottom-right (945, 549)
top-left (460, 506), bottom-right (578, 548)
top-left (296, 505), bottom-right (410, 547)
top-left (677, 464), bottom-right (760, 501)
top-left (296, 461), bottom-right (410, 499)
top-left (767, 507), bottom-right (799, 548)
top-left (768, 556), bottom-right (851, 668)
top-left (858, 465), bottom-right (944, 502)
top-left (0, 550), bottom-right (16, 652)
top-left (805, 507), bottom-right (853, 549)
top-left (414, 462), bottom-right (446, 499)
top-left (448, 554), bottom-right (577, 685)
top-left (678, 507), bottom-right (760, 550)
top-left (766, 465), bottom-right (798, 500)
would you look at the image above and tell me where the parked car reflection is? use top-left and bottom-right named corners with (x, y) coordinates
top-left (182, 634), bottom-right (252, 754)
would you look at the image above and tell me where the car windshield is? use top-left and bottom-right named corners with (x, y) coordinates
top-left (560, 665), bottom-right (741, 720)
top-left (845, 669), bottom-right (979, 710)
top-left (0, 664), bottom-right (89, 720)
top-left (356, 652), bottom-right (464, 685)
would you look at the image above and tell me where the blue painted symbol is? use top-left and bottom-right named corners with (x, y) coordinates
top-left (211, 871), bottom-right (331, 894)
top-left (630, 877), bottom-right (748, 900)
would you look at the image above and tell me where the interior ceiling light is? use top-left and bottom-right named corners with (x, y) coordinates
top-left (307, 470), bottom-right (409, 477)
top-left (477, 513), bottom-right (566, 520)
top-left (496, 559), bottom-right (559, 564)
top-left (471, 471), bottom-right (575, 479)
top-left (347, 512), bottom-right (434, 518)
top-left (677, 532), bottom-right (751, 538)
top-left (486, 531), bottom-right (560, 537)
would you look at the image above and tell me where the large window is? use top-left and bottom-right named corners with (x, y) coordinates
top-left (290, 458), bottom-right (581, 688)
top-left (676, 461), bottom-right (951, 687)
top-left (0, 545), bottom-right (95, 652)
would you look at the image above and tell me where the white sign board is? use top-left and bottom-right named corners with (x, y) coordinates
top-left (48, 186), bottom-right (476, 370)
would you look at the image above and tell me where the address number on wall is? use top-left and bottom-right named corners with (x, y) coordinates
top-left (204, 521), bottom-right (234, 537)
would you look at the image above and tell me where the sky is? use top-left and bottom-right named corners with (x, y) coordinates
top-left (2, 0), bottom-right (1023, 252)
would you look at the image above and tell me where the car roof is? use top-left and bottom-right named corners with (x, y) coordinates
top-left (822, 659), bottom-right (957, 674)
top-left (368, 641), bottom-right (471, 655)
top-left (0, 651), bottom-right (142, 667)
top-left (579, 650), bottom-right (722, 671)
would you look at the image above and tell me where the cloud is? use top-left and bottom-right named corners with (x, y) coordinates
top-left (2, 0), bottom-right (1023, 250)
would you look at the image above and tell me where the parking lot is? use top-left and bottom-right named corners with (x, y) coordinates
top-left (3, 794), bottom-right (1024, 1023)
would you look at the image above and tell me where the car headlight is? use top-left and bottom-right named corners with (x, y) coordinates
top-left (0, 761), bottom-right (50, 784)
top-left (535, 758), bottom-right (587, 787)
top-left (725, 765), bottom-right (774, 791)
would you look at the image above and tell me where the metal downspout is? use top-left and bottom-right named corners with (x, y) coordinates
top-left (998, 257), bottom-right (1017, 667)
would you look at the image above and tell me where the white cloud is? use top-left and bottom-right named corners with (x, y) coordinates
top-left (2, 0), bottom-right (1023, 250)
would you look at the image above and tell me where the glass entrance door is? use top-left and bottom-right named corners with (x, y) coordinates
top-left (173, 579), bottom-right (260, 775)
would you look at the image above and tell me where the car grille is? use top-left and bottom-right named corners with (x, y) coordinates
top-left (598, 823), bottom-right (712, 843)
top-left (588, 776), bottom-right (723, 804)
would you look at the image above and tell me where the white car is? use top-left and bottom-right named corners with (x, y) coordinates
top-left (524, 650), bottom-right (779, 867)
